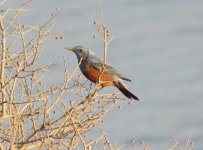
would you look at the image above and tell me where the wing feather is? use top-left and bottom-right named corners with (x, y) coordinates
top-left (89, 56), bottom-right (131, 82)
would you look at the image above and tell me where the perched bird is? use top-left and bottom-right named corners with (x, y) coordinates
top-left (65, 46), bottom-right (139, 100)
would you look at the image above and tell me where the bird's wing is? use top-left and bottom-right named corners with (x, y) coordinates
top-left (89, 56), bottom-right (131, 82)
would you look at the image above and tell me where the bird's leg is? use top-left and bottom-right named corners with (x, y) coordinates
top-left (91, 86), bottom-right (103, 97)
top-left (87, 83), bottom-right (103, 99)
top-left (95, 85), bottom-right (104, 93)
top-left (89, 82), bottom-right (93, 89)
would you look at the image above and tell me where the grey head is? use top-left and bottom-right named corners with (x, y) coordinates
top-left (65, 46), bottom-right (90, 62)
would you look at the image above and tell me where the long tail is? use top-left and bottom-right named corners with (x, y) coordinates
top-left (115, 82), bottom-right (139, 100)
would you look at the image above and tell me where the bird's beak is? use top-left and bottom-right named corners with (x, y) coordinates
top-left (65, 47), bottom-right (74, 51)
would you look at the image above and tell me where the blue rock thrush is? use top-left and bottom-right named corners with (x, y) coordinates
top-left (66, 46), bottom-right (139, 100)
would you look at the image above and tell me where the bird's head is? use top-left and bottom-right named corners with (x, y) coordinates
top-left (65, 46), bottom-right (89, 62)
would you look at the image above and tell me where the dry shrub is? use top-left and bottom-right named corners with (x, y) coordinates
top-left (0, 1), bottom-right (195, 150)
top-left (0, 1), bottom-right (123, 149)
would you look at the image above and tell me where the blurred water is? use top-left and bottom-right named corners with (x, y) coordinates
top-left (2, 0), bottom-right (203, 149)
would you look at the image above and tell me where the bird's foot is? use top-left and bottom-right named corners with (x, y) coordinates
top-left (86, 86), bottom-right (103, 99)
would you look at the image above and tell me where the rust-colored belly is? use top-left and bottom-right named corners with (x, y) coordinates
top-left (83, 65), bottom-right (114, 87)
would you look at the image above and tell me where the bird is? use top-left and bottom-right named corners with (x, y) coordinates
top-left (65, 46), bottom-right (139, 100)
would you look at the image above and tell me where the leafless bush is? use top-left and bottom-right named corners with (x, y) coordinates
top-left (0, 1), bottom-right (196, 150)
top-left (169, 133), bottom-right (194, 150)
top-left (0, 1), bottom-right (123, 149)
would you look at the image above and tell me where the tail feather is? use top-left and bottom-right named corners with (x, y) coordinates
top-left (121, 77), bottom-right (132, 82)
top-left (115, 82), bottom-right (139, 100)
